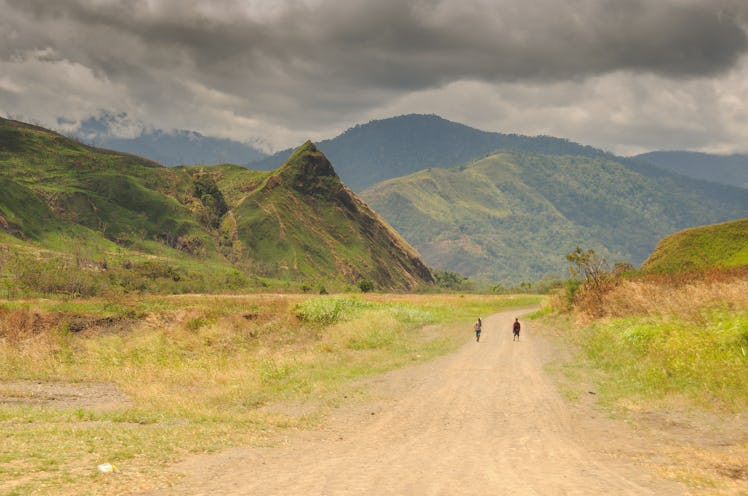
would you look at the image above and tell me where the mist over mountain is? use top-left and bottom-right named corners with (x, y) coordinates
top-left (634, 151), bottom-right (748, 189)
top-left (73, 113), bottom-right (268, 167)
top-left (250, 114), bottom-right (607, 191)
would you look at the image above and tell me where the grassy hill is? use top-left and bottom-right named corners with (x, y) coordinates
top-left (634, 151), bottom-right (748, 189)
top-left (230, 142), bottom-right (433, 288)
top-left (0, 118), bottom-right (434, 294)
top-left (0, 118), bottom-right (207, 248)
top-left (641, 218), bottom-right (748, 273)
top-left (360, 151), bottom-right (748, 284)
top-left (250, 114), bottom-right (607, 191)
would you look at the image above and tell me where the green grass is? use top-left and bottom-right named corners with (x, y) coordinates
top-left (576, 309), bottom-right (748, 410)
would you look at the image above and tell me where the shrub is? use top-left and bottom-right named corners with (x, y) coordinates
top-left (357, 279), bottom-right (374, 293)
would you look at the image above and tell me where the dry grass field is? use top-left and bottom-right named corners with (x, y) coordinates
top-left (0, 293), bottom-right (540, 495)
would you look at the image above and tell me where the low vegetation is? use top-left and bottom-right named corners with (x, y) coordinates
top-left (0, 293), bottom-right (539, 495)
top-left (641, 218), bottom-right (748, 273)
top-left (545, 232), bottom-right (748, 491)
top-left (551, 241), bottom-right (748, 410)
top-left (572, 270), bottom-right (748, 409)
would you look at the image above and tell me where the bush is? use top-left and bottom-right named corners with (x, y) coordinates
top-left (357, 279), bottom-right (374, 293)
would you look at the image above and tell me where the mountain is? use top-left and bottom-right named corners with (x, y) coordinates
top-left (634, 151), bottom-right (748, 189)
top-left (224, 141), bottom-right (433, 287)
top-left (641, 218), bottom-right (748, 273)
top-left (250, 114), bottom-right (607, 191)
top-left (0, 117), bottom-right (433, 292)
top-left (360, 150), bottom-right (748, 284)
top-left (74, 113), bottom-right (267, 167)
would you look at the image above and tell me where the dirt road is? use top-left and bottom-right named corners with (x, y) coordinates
top-left (139, 310), bottom-right (686, 495)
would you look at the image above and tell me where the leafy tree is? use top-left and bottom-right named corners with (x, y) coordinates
top-left (566, 246), bottom-right (608, 292)
top-left (434, 269), bottom-right (469, 290)
top-left (565, 246), bottom-right (612, 316)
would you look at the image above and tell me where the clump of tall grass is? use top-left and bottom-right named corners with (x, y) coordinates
top-left (600, 273), bottom-right (748, 322)
top-left (563, 267), bottom-right (748, 323)
top-left (294, 296), bottom-right (375, 325)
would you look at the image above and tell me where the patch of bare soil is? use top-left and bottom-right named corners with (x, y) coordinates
top-left (0, 381), bottom-right (133, 412)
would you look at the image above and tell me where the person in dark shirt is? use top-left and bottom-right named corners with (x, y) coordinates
top-left (512, 318), bottom-right (521, 341)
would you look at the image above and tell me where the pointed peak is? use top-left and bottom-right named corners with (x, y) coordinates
top-left (281, 141), bottom-right (335, 177)
top-left (270, 141), bottom-right (341, 196)
top-left (297, 140), bottom-right (318, 153)
top-left (285, 140), bottom-right (320, 163)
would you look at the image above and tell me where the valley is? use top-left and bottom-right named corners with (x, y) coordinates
top-left (4, 2), bottom-right (748, 494)
top-left (0, 114), bottom-right (746, 495)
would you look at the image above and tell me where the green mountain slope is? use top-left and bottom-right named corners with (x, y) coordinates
top-left (0, 117), bottom-right (208, 249)
top-left (232, 142), bottom-right (433, 288)
top-left (0, 118), bottom-right (434, 292)
top-left (634, 151), bottom-right (748, 189)
top-left (360, 151), bottom-right (748, 284)
top-left (641, 218), bottom-right (748, 273)
top-left (251, 114), bottom-right (606, 191)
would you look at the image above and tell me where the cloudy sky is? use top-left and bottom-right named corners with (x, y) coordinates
top-left (2, 0), bottom-right (748, 155)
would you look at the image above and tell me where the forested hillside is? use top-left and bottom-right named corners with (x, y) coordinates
top-left (361, 151), bottom-right (748, 284)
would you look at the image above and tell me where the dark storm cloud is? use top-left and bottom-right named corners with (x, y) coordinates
top-left (5, 0), bottom-right (748, 86)
top-left (2, 0), bottom-right (748, 151)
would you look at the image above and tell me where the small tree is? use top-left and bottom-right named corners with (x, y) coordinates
top-left (565, 246), bottom-right (611, 316)
top-left (566, 246), bottom-right (608, 291)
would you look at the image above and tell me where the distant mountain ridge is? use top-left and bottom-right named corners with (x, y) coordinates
top-left (361, 150), bottom-right (748, 284)
top-left (250, 114), bottom-right (608, 191)
top-left (97, 129), bottom-right (268, 167)
top-left (634, 151), bottom-right (748, 189)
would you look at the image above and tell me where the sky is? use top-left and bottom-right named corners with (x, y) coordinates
top-left (2, 0), bottom-right (748, 156)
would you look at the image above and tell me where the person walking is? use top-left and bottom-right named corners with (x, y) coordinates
top-left (474, 317), bottom-right (482, 342)
top-left (512, 318), bottom-right (521, 341)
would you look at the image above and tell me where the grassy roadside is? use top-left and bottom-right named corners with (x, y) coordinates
top-left (551, 276), bottom-right (748, 411)
top-left (541, 274), bottom-right (748, 493)
top-left (0, 293), bottom-right (540, 495)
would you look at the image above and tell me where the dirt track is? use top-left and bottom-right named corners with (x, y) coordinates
top-left (139, 310), bottom-right (686, 495)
